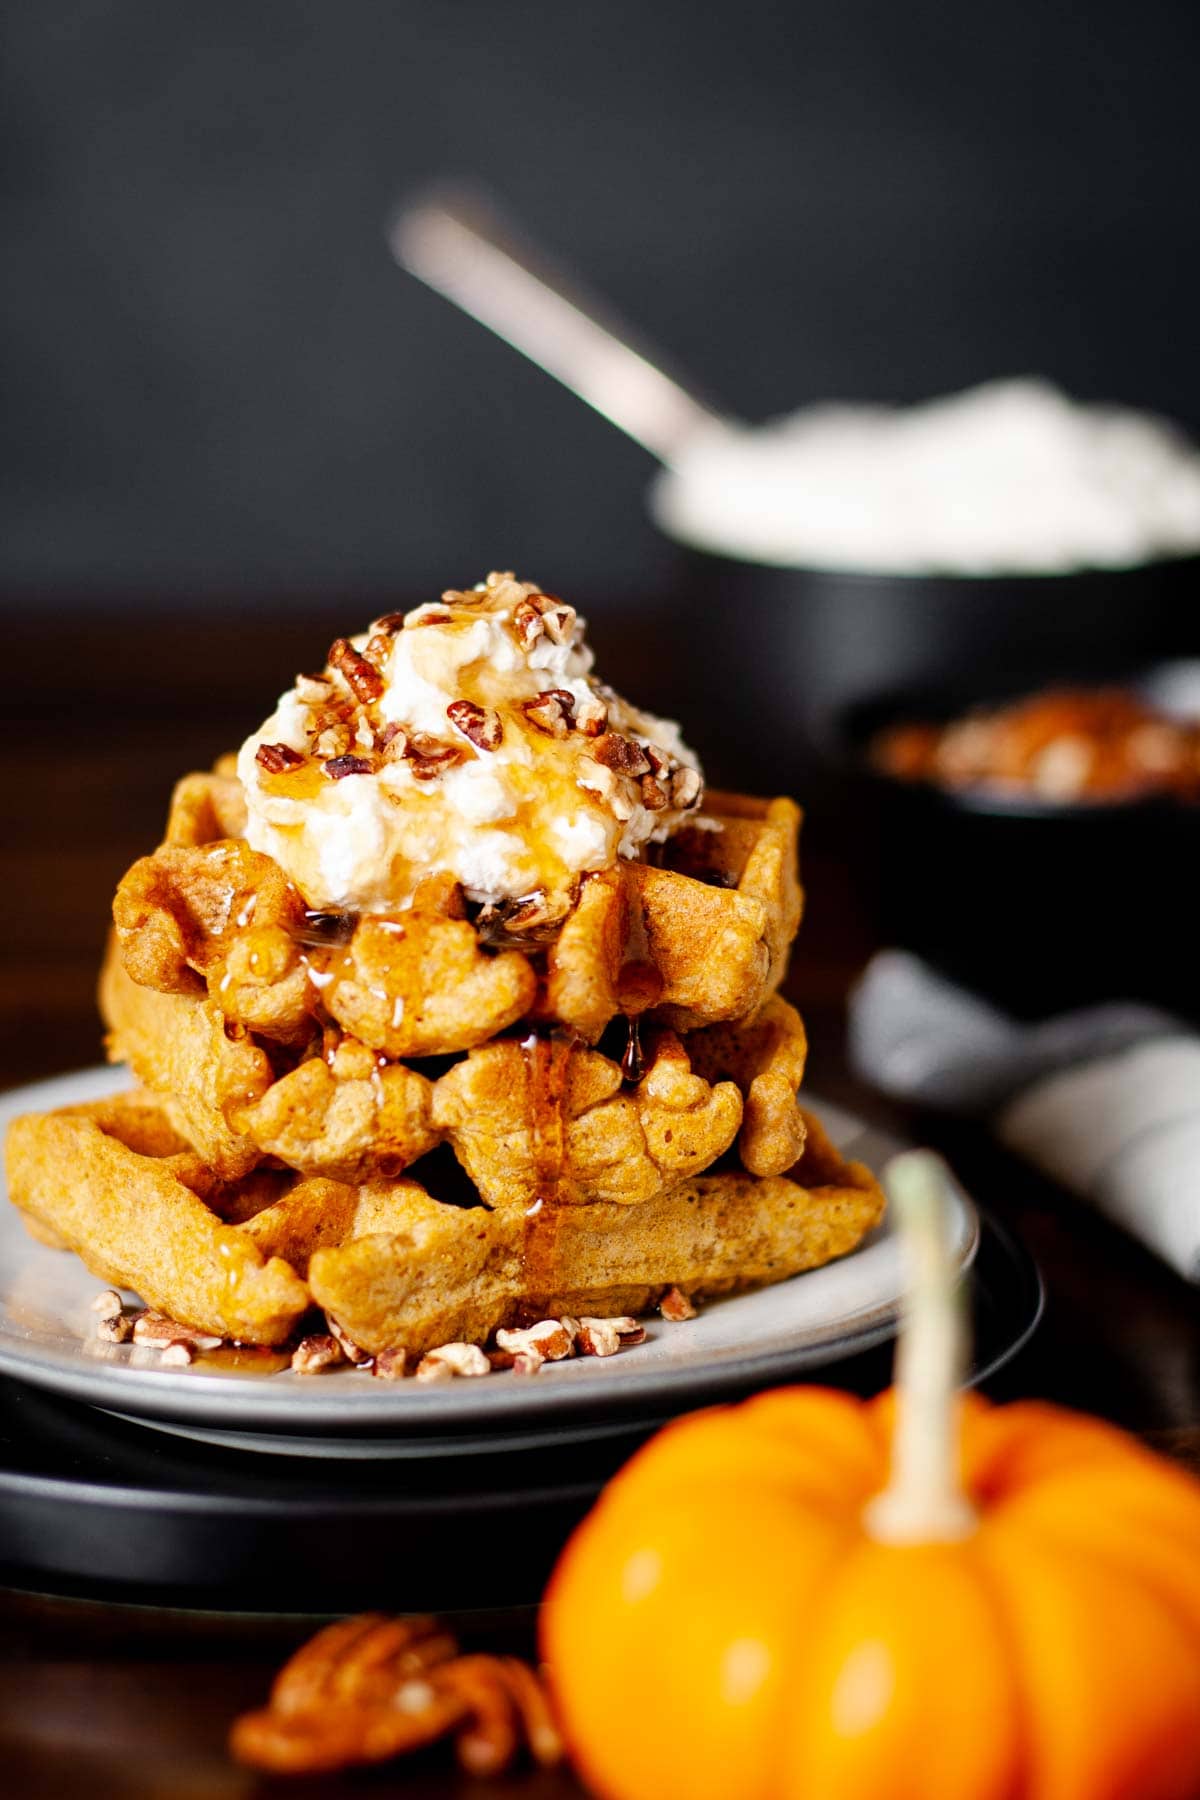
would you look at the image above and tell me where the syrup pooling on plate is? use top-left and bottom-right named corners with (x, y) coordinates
top-left (520, 1033), bottom-right (575, 1306)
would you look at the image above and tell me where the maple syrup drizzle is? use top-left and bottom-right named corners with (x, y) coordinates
top-left (520, 1031), bottom-right (574, 1310)
top-left (620, 1015), bottom-right (645, 1085)
top-left (293, 909), bottom-right (357, 950)
top-left (614, 879), bottom-right (664, 1017)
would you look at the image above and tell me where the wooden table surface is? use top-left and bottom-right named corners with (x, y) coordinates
top-left (2, 605), bottom-right (1198, 1798)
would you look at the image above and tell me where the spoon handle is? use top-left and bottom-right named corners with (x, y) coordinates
top-left (387, 185), bottom-right (730, 464)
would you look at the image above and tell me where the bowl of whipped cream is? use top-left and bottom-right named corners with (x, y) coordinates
top-left (650, 379), bottom-right (1200, 782)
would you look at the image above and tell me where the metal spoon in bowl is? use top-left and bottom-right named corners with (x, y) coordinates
top-left (387, 184), bottom-right (733, 465)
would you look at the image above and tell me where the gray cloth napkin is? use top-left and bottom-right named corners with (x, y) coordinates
top-left (849, 951), bottom-right (1200, 1282)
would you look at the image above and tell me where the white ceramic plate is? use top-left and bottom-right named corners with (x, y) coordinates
top-left (0, 1067), bottom-right (978, 1452)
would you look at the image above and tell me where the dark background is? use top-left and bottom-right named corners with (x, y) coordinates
top-left (4, 0), bottom-right (1199, 607)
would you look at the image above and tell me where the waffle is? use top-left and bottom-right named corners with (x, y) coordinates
top-left (6, 1092), bottom-right (883, 1355)
top-left (115, 771), bottom-right (802, 1051)
top-left (5, 740), bottom-right (884, 1368)
top-left (100, 928), bottom-right (808, 1206)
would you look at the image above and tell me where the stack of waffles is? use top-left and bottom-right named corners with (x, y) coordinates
top-left (7, 771), bottom-right (883, 1365)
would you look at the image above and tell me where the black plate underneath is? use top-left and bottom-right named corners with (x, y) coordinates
top-left (0, 1211), bottom-right (1041, 1613)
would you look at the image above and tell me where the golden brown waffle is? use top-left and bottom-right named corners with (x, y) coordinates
top-left (5, 750), bottom-right (877, 1360)
top-left (101, 937), bottom-right (809, 1206)
top-left (115, 770), bottom-right (802, 1053)
top-left (6, 1092), bottom-right (883, 1354)
top-left (6, 1093), bottom-right (309, 1344)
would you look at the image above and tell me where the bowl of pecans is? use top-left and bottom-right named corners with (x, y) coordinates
top-left (832, 661), bottom-right (1200, 1018)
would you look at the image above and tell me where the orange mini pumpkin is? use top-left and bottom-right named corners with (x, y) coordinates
top-left (542, 1154), bottom-right (1200, 1800)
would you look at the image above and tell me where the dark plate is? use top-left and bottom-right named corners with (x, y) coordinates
top-left (0, 1208), bottom-right (1042, 1613)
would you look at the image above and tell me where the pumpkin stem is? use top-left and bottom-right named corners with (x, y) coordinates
top-left (864, 1150), bottom-right (977, 1544)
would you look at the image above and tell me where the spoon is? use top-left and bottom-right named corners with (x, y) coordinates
top-left (387, 184), bottom-right (732, 465)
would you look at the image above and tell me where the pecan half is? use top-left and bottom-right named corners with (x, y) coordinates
top-left (592, 732), bottom-right (651, 776)
top-left (229, 1614), bottom-right (563, 1777)
top-left (256, 742), bottom-right (306, 775)
top-left (446, 699), bottom-right (503, 751)
top-left (523, 690), bottom-right (575, 738)
top-left (328, 637), bottom-right (385, 703)
top-left (325, 753), bottom-right (376, 780)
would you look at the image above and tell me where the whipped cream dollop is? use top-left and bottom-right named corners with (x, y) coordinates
top-left (653, 379), bottom-right (1200, 574)
top-left (237, 572), bottom-right (703, 915)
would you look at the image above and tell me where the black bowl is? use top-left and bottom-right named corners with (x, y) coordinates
top-left (828, 666), bottom-right (1200, 1021)
top-left (661, 547), bottom-right (1200, 795)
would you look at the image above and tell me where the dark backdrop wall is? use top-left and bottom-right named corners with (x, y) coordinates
top-left (3, 0), bottom-right (1198, 603)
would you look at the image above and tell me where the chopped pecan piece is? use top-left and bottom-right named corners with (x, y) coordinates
top-left (160, 1340), bottom-right (195, 1368)
top-left (314, 722), bottom-right (352, 759)
top-left (641, 774), bottom-right (670, 811)
top-left (369, 611), bottom-right (408, 635)
top-left (362, 633), bottom-right (393, 669)
top-left (91, 1289), bottom-right (124, 1319)
top-left (132, 1310), bottom-right (222, 1351)
top-left (523, 690), bottom-right (575, 738)
top-left (446, 699), bottom-right (504, 751)
top-left (256, 742), bottom-right (307, 775)
top-left (405, 734), bottom-right (463, 780)
top-left (575, 693), bottom-right (609, 736)
top-left (576, 1316), bottom-right (646, 1357)
top-left (379, 721), bottom-right (408, 760)
top-left (325, 753), bottom-right (376, 780)
top-left (670, 766), bottom-right (703, 808)
top-left (660, 1285), bottom-right (698, 1321)
top-left (592, 731), bottom-right (651, 776)
top-left (415, 1342), bottom-right (491, 1381)
top-left (295, 673), bottom-right (334, 705)
top-left (536, 597), bottom-right (577, 645)
top-left (96, 1310), bottom-right (134, 1344)
top-left (511, 599), bottom-right (544, 651)
top-left (326, 1313), bottom-right (374, 1365)
top-left (328, 637), bottom-right (385, 703)
top-left (371, 1347), bottom-right (409, 1380)
top-left (495, 1319), bottom-right (576, 1369)
top-left (291, 1334), bottom-right (346, 1375)
top-left (474, 889), bottom-right (566, 944)
top-left (410, 609), bottom-right (451, 627)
